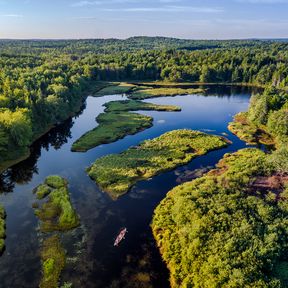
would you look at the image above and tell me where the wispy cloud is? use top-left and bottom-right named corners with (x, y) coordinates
top-left (1, 14), bottom-right (23, 17)
top-left (71, 1), bottom-right (101, 7)
top-left (71, 0), bottom-right (137, 7)
top-left (103, 6), bottom-right (223, 13)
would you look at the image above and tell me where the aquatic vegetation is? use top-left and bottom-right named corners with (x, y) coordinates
top-left (34, 184), bottom-right (52, 200)
top-left (87, 129), bottom-right (229, 198)
top-left (33, 176), bottom-right (80, 287)
top-left (94, 82), bottom-right (135, 96)
top-left (129, 87), bottom-right (204, 100)
top-left (34, 176), bottom-right (79, 232)
top-left (45, 175), bottom-right (68, 189)
top-left (228, 112), bottom-right (274, 145)
top-left (40, 235), bottom-right (66, 288)
top-left (0, 205), bottom-right (5, 254)
top-left (71, 112), bottom-right (153, 152)
top-left (104, 99), bottom-right (181, 112)
top-left (152, 148), bottom-right (288, 287)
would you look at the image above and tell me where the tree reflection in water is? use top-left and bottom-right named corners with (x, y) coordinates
top-left (0, 118), bottom-right (74, 193)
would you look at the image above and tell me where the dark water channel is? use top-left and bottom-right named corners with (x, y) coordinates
top-left (0, 86), bottom-right (255, 287)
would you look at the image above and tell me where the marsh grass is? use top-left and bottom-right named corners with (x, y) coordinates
top-left (34, 184), bottom-right (52, 200)
top-left (71, 112), bottom-right (153, 152)
top-left (34, 176), bottom-right (79, 232)
top-left (129, 87), bottom-right (204, 100)
top-left (104, 99), bottom-right (181, 112)
top-left (33, 176), bottom-right (80, 287)
top-left (87, 129), bottom-right (229, 198)
top-left (93, 82), bottom-right (136, 97)
top-left (40, 235), bottom-right (66, 288)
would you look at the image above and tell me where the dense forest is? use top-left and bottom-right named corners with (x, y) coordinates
top-left (0, 38), bottom-right (288, 170)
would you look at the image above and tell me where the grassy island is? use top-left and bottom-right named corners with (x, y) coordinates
top-left (152, 148), bottom-right (288, 287)
top-left (72, 99), bottom-right (181, 152)
top-left (33, 176), bottom-right (80, 288)
top-left (129, 87), bottom-right (204, 100)
top-left (104, 99), bottom-right (181, 112)
top-left (87, 129), bottom-right (229, 199)
top-left (0, 206), bottom-right (6, 255)
top-left (71, 112), bottom-right (153, 152)
top-left (34, 175), bottom-right (79, 232)
top-left (93, 82), bottom-right (136, 96)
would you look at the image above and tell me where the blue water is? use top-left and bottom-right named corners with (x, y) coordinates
top-left (0, 86), bottom-right (253, 288)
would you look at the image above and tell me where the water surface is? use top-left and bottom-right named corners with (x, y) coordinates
top-left (0, 86), bottom-right (253, 287)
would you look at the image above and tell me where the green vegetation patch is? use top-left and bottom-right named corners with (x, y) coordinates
top-left (34, 176), bottom-right (79, 232)
top-left (104, 99), bottom-right (181, 112)
top-left (0, 205), bottom-right (6, 255)
top-left (45, 175), bottom-right (68, 189)
top-left (129, 87), bottom-right (204, 100)
top-left (34, 184), bottom-right (52, 200)
top-left (40, 235), bottom-right (66, 288)
top-left (93, 82), bottom-right (136, 97)
top-left (152, 148), bottom-right (288, 287)
top-left (72, 112), bottom-right (153, 152)
top-left (87, 129), bottom-right (229, 199)
top-left (228, 112), bottom-right (274, 145)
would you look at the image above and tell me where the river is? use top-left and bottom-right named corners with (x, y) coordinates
top-left (0, 85), bottom-right (255, 287)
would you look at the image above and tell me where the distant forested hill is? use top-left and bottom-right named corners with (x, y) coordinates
top-left (0, 36), bottom-right (281, 55)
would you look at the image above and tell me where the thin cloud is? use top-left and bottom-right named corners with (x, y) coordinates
top-left (71, 0), bottom-right (138, 7)
top-left (103, 6), bottom-right (223, 13)
top-left (71, 1), bottom-right (101, 7)
top-left (1, 14), bottom-right (23, 17)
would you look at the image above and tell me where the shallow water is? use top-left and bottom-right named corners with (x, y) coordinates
top-left (0, 86), bottom-right (254, 287)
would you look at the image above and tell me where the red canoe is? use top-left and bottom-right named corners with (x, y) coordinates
top-left (114, 228), bottom-right (127, 246)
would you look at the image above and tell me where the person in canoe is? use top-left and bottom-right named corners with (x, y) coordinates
top-left (114, 227), bottom-right (127, 246)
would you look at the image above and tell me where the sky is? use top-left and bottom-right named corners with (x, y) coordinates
top-left (0, 0), bottom-right (288, 39)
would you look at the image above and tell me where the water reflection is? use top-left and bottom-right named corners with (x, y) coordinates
top-left (0, 86), bottom-right (256, 288)
top-left (0, 118), bottom-right (74, 193)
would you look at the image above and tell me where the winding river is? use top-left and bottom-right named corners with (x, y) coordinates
top-left (0, 86), bottom-right (256, 287)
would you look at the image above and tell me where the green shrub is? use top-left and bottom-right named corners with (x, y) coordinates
top-left (35, 184), bottom-right (52, 200)
top-left (45, 175), bottom-right (67, 189)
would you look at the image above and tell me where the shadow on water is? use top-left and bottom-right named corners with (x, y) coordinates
top-left (0, 86), bottom-right (257, 287)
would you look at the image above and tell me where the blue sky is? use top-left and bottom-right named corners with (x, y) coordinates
top-left (0, 0), bottom-right (288, 39)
